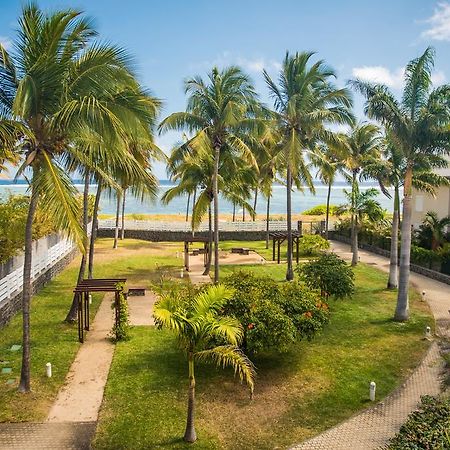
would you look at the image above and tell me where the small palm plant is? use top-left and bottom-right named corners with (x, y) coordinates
top-left (153, 284), bottom-right (255, 443)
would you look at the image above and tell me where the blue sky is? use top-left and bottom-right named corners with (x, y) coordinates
top-left (1, 0), bottom-right (449, 178)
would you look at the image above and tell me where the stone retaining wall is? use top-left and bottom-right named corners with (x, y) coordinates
top-left (329, 231), bottom-right (450, 286)
top-left (0, 247), bottom-right (78, 328)
top-left (97, 228), bottom-right (267, 241)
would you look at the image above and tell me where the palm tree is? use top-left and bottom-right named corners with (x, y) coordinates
top-left (0, 4), bottom-right (160, 391)
top-left (418, 211), bottom-right (450, 251)
top-left (264, 52), bottom-right (354, 280)
top-left (351, 47), bottom-right (450, 320)
top-left (153, 284), bottom-right (255, 443)
top-left (159, 66), bottom-right (260, 283)
top-left (337, 188), bottom-right (386, 265)
top-left (340, 123), bottom-right (382, 265)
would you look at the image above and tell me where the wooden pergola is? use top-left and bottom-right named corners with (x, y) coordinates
top-left (269, 231), bottom-right (302, 264)
top-left (183, 237), bottom-right (211, 272)
top-left (73, 278), bottom-right (126, 343)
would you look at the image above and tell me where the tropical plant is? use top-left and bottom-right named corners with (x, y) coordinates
top-left (153, 284), bottom-right (255, 443)
top-left (415, 211), bottom-right (450, 251)
top-left (159, 66), bottom-right (260, 283)
top-left (299, 234), bottom-right (330, 256)
top-left (336, 188), bottom-right (386, 266)
top-left (351, 47), bottom-right (450, 320)
top-left (297, 252), bottom-right (355, 299)
top-left (339, 123), bottom-right (383, 265)
top-left (0, 4), bottom-right (160, 391)
top-left (264, 52), bottom-right (354, 280)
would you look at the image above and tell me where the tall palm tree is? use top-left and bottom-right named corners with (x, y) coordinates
top-left (351, 47), bottom-right (450, 320)
top-left (153, 284), bottom-right (255, 443)
top-left (264, 52), bottom-right (354, 280)
top-left (159, 66), bottom-right (260, 283)
top-left (0, 4), bottom-right (160, 391)
top-left (340, 123), bottom-right (382, 265)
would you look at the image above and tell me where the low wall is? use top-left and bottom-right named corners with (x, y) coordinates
top-left (97, 228), bottom-right (267, 241)
top-left (0, 246), bottom-right (78, 329)
top-left (329, 231), bottom-right (450, 286)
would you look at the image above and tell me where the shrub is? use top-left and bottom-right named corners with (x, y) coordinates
top-left (300, 234), bottom-right (330, 256)
top-left (387, 395), bottom-right (450, 449)
top-left (410, 245), bottom-right (442, 270)
top-left (297, 252), bottom-right (354, 299)
top-left (302, 204), bottom-right (338, 216)
top-left (223, 271), bottom-right (329, 353)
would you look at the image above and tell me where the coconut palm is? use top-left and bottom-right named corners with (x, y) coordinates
top-left (264, 52), bottom-right (354, 280)
top-left (417, 211), bottom-right (450, 251)
top-left (0, 4), bottom-right (160, 391)
top-left (351, 47), bottom-right (450, 320)
top-left (153, 284), bottom-right (255, 443)
top-left (159, 66), bottom-right (260, 283)
top-left (339, 123), bottom-right (383, 265)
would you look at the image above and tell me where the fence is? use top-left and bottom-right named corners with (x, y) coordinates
top-left (98, 219), bottom-right (330, 233)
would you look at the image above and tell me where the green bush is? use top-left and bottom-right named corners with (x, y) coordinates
top-left (302, 204), bottom-right (337, 216)
top-left (300, 234), bottom-right (330, 256)
top-left (297, 252), bottom-right (354, 299)
top-left (223, 271), bottom-right (329, 353)
top-left (387, 395), bottom-right (450, 449)
top-left (410, 245), bottom-right (442, 270)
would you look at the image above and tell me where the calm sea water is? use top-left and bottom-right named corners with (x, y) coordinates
top-left (0, 180), bottom-right (397, 216)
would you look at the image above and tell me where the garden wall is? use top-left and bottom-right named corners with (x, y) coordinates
top-left (329, 231), bottom-right (450, 286)
top-left (97, 228), bottom-right (267, 241)
top-left (0, 234), bottom-right (78, 329)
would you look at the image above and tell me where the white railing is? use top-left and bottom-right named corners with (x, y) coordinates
top-left (0, 223), bottom-right (91, 307)
top-left (98, 219), bottom-right (302, 232)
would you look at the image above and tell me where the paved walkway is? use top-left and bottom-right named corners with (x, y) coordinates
top-left (290, 240), bottom-right (449, 450)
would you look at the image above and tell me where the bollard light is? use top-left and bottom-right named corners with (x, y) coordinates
top-left (46, 362), bottom-right (52, 378)
top-left (88, 294), bottom-right (92, 305)
top-left (180, 269), bottom-right (184, 279)
top-left (421, 291), bottom-right (426, 301)
top-left (425, 326), bottom-right (432, 339)
top-left (369, 381), bottom-right (376, 401)
top-left (176, 251), bottom-right (180, 259)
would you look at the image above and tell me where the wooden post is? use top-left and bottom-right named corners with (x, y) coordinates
top-left (78, 293), bottom-right (84, 343)
top-left (184, 241), bottom-right (189, 272)
top-left (296, 237), bottom-right (299, 264)
top-left (297, 220), bottom-right (302, 235)
top-left (272, 237), bottom-right (275, 261)
top-left (277, 240), bottom-right (281, 264)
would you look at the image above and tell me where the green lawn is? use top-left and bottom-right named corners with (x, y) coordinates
top-left (0, 238), bottom-right (183, 422)
top-left (94, 258), bottom-right (432, 449)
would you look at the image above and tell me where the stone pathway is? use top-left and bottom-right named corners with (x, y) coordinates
top-left (290, 240), bottom-right (449, 450)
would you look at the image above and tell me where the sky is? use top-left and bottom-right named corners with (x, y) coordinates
top-left (1, 0), bottom-right (449, 178)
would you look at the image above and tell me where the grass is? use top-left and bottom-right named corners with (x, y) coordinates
top-left (94, 253), bottom-right (433, 449)
top-left (0, 238), bottom-right (183, 422)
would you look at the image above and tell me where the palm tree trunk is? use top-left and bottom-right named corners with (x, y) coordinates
top-left (185, 192), bottom-right (191, 222)
top-left (213, 145), bottom-right (220, 283)
top-left (286, 165), bottom-right (294, 281)
top-left (191, 189), bottom-right (197, 236)
top-left (265, 194), bottom-right (271, 249)
top-left (350, 170), bottom-right (358, 266)
top-left (395, 167), bottom-right (413, 321)
top-left (232, 203), bottom-right (236, 222)
top-left (113, 191), bottom-right (121, 249)
top-left (203, 203), bottom-right (212, 276)
top-left (183, 352), bottom-right (197, 443)
top-left (253, 188), bottom-right (258, 221)
top-left (325, 178), bottom-right (332, 240)
top-left (387, 185), bottom-right (400, 289)
top-left (18, 182), bottom-right (39, 393)
top-left (242, 206), bottom-right (245, 222)
top-left (65, 173), bottom-right (90, 323)
top-left (88, 179), bottom-right (102, 279)
top-left (120, 188), bottom-right (126, 240)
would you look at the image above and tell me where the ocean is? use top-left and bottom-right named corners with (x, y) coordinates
top-left (0, 180), bottom-right (397, 216)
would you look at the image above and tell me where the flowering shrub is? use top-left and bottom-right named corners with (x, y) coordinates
top-left (223, 271), bottom-right (329, 353)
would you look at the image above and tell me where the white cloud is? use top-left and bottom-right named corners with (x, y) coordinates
top-left (0, 36), bottom-right (12, 50)
top-left (190, 51), bottom-right (280, 74)
top-left (351, 66), bottom-right (405, 89)
top-left (431, 70), bottom-right (446, 85)
top-left (421, 2), bottom-right (450, 41)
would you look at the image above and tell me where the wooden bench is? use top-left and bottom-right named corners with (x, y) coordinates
top-left (128, 287), bottom-right (146, 296)
top-left (231, 247), bottom-right (250, 255)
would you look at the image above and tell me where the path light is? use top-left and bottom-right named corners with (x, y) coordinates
top-left (176, 251), bottom-right (180, 259)
top-left (422, 291), bottom-right (426, 301)
top-left (425, 326), bottom-right (432, 339)
top-left (260, 258), bottom-right (264, 265)
top-left (369, 381), bottom-right (376, 401)
top-left (46, 362), bottom-right (52, 378)
top-left (88, 294), bottom-right (92, 305)
top-left (180, 269), bottom-right (184, 279)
